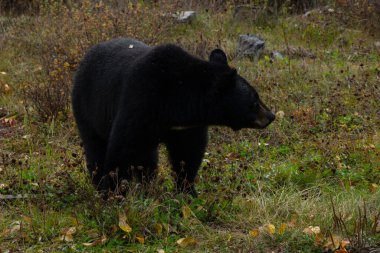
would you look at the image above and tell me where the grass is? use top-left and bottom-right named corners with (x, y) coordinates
top-left (0, 1), bottom-right (380, 252)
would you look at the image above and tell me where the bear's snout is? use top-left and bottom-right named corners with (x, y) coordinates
top-left (252, 102), bottom-right (275, 129)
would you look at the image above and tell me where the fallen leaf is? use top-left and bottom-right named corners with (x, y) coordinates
top-left (249, 228), bottom-right (259, 237)
top-left (136, 234), bottom-right (145, 244)
top-left (303, 226), bottom-right (320, 235)
top-left (22, 215), bottom-right (32, 224)
top-left (11, 222), bottom-right (21, 233)
top-left (369, 183), bottom-right (379, 193)
top-left (157, 250), bottom-right (165, 253)
top-left (314, 233), bottom-right (325, 246)
top-left (61, 233), bottom-right (73, 242)
top-left (119, 213), bottom-right (132, 233)
top-left (276, 110), bottom-right (285, 119)
top-left (181, 205), bottom-right (192, 219)
top-left (154, 223), bottom-right (163, 235)
top-left (4, 84), bottom-right (10, 93)
top-left (63, 226), bottom-right (76, 235)
top-left (0, 116), bottom-right (17, 127)
top-left (1, 221), bottom-right (21, 237)
top-left (334, 240), bottom-right (350, 253)
top-left (278, 223), bottom-right (287, 235)
top-left (176, 237), bottom-right (197, 248)
top-left (263, 224), bottom-right (276, 235)
top-left (59, 226), bottom-right (77, 242)
top-left (0, 183), bottom-right (8, 190)
top-left (323, 234), bottom-right (342, 250)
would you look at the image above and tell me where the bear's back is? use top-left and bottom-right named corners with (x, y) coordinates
top-left (72, 38), bottom-right (151, 139)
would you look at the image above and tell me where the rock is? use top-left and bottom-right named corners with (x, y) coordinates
top-left (270, 51), bottom-right (284, 60)
top-left (236, 34), bottom-right (265, 59)
top-left (172, 11), bottom-right (196, 23)
top-left (375, 41), bottom-right (380, 48)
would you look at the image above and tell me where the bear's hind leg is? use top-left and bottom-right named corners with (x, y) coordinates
top-left (77, 128), bottom-right (112, 192)
top-left (164, 127), bottom-right (208, 196)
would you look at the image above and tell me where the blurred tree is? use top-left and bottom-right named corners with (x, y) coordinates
top-left (266, 0), bottom-right (319, 13)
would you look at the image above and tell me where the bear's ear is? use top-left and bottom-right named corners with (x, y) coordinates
top-left (209, 49), bottom-right (228, 65)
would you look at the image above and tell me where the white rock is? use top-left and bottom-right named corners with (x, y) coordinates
top-left (172, 11), bottom-right (196, 23)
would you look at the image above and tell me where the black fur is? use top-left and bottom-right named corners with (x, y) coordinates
top-left (72, 38), bottom-right (275, 196)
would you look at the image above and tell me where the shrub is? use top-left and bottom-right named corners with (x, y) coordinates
top-left (5, 0), bottom-right (177, 120)
top-left (0, 0), bottom-right (40, 15)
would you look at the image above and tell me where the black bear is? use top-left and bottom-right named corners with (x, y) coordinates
top-left (72, 38), bottom-right (275, 196)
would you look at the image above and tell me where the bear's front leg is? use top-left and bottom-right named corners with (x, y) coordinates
top-left (164, 127), bottom-right (208, 196)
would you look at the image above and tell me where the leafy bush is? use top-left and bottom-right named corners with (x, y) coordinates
top-left (0, 0), bottom-right (40, 14)
top-left (5, 0), bottom-right (177, 120)
top-left (266, 0), bottom-right (325, 13)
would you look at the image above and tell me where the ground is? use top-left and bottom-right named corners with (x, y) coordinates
top-left (0, 1), bottom-right (379, 252)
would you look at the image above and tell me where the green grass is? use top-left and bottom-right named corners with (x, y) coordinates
top-left (1, 2), bottom-right (380, 252)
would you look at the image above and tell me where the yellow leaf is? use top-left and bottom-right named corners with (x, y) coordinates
top-left (176, 237), bottom-right (197, 248)
top-left (136, 235), bottom-right (145, 244)
top-left (369, 183), bottom-right (379, 193)
top-left (263, 224), bottom-right (276, 235)
top-left (278, 223), bottom-right (287, 235)
top-left (118, 213), bottom-right (132, 233)
top-left (249, 228), bottom-right (260, 237)
top-left (181, 205), bottom-right (192, 219)
top-left (154, 223), bottom-right (163, 235)
top-left (303, 226), bottom-right (320, 235)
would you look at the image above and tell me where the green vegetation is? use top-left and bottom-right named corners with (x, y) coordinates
top-left (0, 1), bottom-right (379, 252)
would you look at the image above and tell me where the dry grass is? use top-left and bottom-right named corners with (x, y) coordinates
top-left (0, 1), bottom-right (379, 252)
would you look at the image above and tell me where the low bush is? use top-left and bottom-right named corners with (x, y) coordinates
top-left (5, 0), bottom-right (177, 120)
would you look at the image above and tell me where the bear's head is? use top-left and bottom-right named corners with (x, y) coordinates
top-left (208, 49), bottom-right (275, 131)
